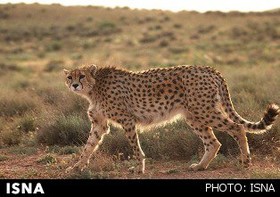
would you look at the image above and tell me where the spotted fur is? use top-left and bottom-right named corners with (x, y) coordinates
top-left (64, 64), bottom-right (279, 173)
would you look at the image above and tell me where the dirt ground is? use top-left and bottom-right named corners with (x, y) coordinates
top-left (0, 147), bottom-right (279, 179)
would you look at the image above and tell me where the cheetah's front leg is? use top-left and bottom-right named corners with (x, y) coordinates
top-left (66, 113), bottom-right (109, 173)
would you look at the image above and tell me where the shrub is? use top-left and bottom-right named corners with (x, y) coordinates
top-left (0, 96), bottom-right (36, 117)
top-left (17, 116), bottom-right (36, 133)
top-left (101, 127), bottom-right (132, 159)
top-left (11, 79), bottom-right (30, 90)
top-left (36, 87), bottom-right (63, 105)
top-left (71, 53), bottom-right (83, 60)
top-left (0, 155), bottom-right (8, 161)
top-left (101, 120), bottom-right (251, 161)
top-left (0, 63), bottom-right (21, 75)
top-left (46, 41), bottom-right (62, 51)
top-left (47, 145), bottom-right (79, 155)
top-left (82, 41), bottom-right (96, 49)
top-left (7, 146), bottom-right (37, 155)
top-left (0, 11), bottom-right (9, 19)
top-left (139, 34), bottom-right (158, 43)
top-left (66, 25), bottom-right (75, 31)
top-left (169, 47), bottom-right (189, 54)
top-left (86, 17), bottom-right (93, 22)
top-left (160, 16), bottom-right (170, 22)
top-left (140, 121), bottom-right (200, 160)
top-left (229, 26), bottom-right (248, 39)
top-left (1, 130), bottom-right (23, 146)
top-left (173, 23), bottom-right (182, 29)
top-left (102, 121), bottom-right (201, 161)
top-left (37, 154), bottom-right (57, 164)
top-left (197, 25), bottom-right (216, 34)
top-left (159, 40), bottom-right (169, 47)
top-left (37, 114), bottom-right (90, 146)
top-left (88, 152), bottom-right (115, 172)
top-left (59, 146), bottom-right (79, 155)
top-left (57, 94), bottom-right (87, 116)
top-left (160, 31), bottom-right (176, 40)
top-left (97, 21), bottom-right (121, 35)
top-left (44, 60), bottom-right (64, 72)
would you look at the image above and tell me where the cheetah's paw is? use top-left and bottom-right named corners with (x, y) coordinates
top-left (189, 163), bottom-right (205, 171)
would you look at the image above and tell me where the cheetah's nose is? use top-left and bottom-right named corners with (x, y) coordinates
top-left (72, 84), bottom-right (79, 89)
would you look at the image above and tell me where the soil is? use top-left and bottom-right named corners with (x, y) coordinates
top-left (0, 147), bottom-right (279, 179)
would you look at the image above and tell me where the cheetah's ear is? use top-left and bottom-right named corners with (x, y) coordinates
top-left (89, 64), bottom-right (97, 77)
top-left (63, 69), bottom-right (70, 75)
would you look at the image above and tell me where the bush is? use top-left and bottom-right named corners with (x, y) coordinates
top-left (197, 25), bottom-right (216, 34)
top-left (11, 79), bottom-right (30, 90)
top-left (0, 155), bottom-right (8, 161)
top-left (139, 34), bottom-right (158, 43)
top-left (102, 121), bottom-right (201, 161)
top-left (44, 60), bottom-right (64, 72)
top-left (96, 21), bottom-right (121, 35)
top-left (0, 96), bottom-right (36, 117)
top-left (0, 11), bottom-right (9, 19)
top-left (65, 25), bottom-right (75, 31)
top-left (140, 121), bottom-right (200, 160)
top-left (7, 146), bottom-right (37, 155)
top-left (37, 154), bottom-right (57, 164)
top-left (159, 40), bottom-right (169, 47)
top-left (169, 47), bottom-right (189, 54)
top-left (17, 116), bottom-right (36, 133)
top-left (46, 41), bottom-right (62, 51)
top-left (0, 63), bottom-right (21, 75)
top-left (36, 87), bottom-right (63, 104)
top-left (1, 130), bottom-right (23, 146)
top-left (101, 120), bottom-right (254, 161)
top-left (37, 114), bottom-right (90, 146)
top-left (101, 127), bottom-right (132, 159)
top-left (57, 94), bottom-right (87, 116)
top-left (47, 145), bottom-right (79, 155)
top-left (173, 23), bottom-right (182, 29)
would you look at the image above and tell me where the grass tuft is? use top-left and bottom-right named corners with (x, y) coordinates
top-left (0, 92), bottom-right (36, 117)
top-left (1, 130), bottom-right (23, 146)
top-left (37, 154), bottom-right (57, 165)
top-left (37, 114), bottom-right (90, 146)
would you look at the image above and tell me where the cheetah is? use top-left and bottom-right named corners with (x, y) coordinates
top-left (64, 64), bottom-right (279, 173)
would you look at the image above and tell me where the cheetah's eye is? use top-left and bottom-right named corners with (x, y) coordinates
top-left (80, 75), bottom-right (85, 79)
top-left (67, 76), bottom-right (72, 80)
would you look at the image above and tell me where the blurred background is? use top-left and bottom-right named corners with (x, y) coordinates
top-left (0, 1), bottom-right (279, 178)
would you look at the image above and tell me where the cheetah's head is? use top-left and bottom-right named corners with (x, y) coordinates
top-left (63, 64), bottom-right (97, 94)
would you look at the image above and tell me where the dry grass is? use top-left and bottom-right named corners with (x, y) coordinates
top-left (0, 3), bottom-right (279, 178)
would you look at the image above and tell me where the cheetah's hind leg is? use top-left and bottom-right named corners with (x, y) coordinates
top-left (211, 119), bottom-right (251, 168)
top-left (123, 121), bottom-right (146, 174)
top-left (188, 125), bottom-right (221, 171)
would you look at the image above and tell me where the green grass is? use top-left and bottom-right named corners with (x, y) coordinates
top-left (17, 116), bottom-right (36, 133)
top-left (7, 146), bottom-right (37, 155)
top-left (66, 169), bottom-right (111, 179)
top-left (36, 114), bottom-right (90, 146)
top-left (46, 145), bottom-right (80, 155)
top-left (37, 154), bottom-right (57, 165)
top-left (165, 169), bottom-right (180, 174)
top-left (0, 155), bottom-right (9, 161)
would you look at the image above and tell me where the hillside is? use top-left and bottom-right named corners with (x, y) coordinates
top-left (0, 3), bottom-right (279, 179)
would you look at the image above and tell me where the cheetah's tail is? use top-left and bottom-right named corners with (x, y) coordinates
top-left (244, 104), bottom-right (280, 134)
top-left (217, 77), bottom-right (280, 134)
top-left (220, 80), bottom-right (280, 134)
